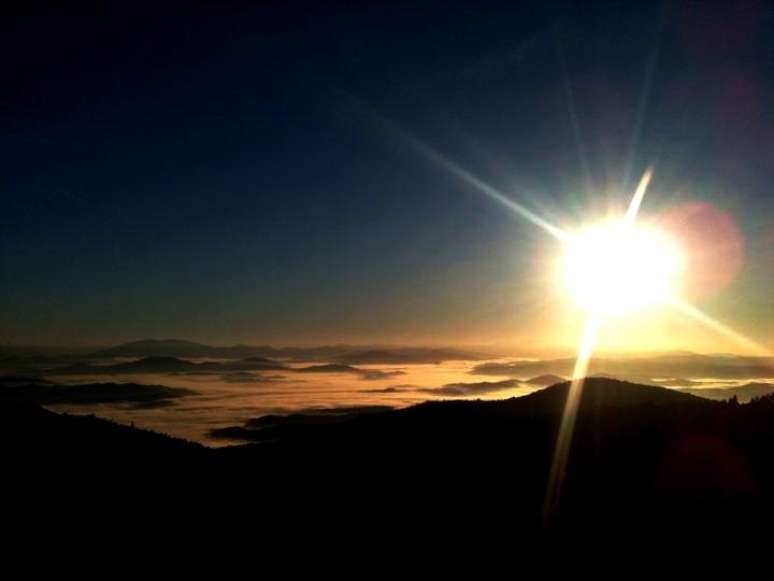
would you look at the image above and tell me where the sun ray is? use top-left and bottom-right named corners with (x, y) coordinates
top-left (397, 131), bottom-right (570, 241)
top-left (348, 98), bottom-right (570, 242)
top-left (544, 310), bottom-right (602, 522)
top-left (555, 33), bottom-right (594, 198)
top-left (622, 26), bottom-right (662, 191)
top-left (544, 167), bottom-right (655, 521)
top-left (624, 167), bottom-right (653, 226)
top-left (352, 108), bottom-right (769, 519)
top-left (667, 297), bottom-right (773, 358)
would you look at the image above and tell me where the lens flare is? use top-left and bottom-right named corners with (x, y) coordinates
top-left (366, 113), bottom-right (767, 520)
top-left (658, 201), bottom-right (744, 299)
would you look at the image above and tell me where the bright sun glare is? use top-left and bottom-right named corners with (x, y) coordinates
top-left (562, 221), bottom-right (683, 315)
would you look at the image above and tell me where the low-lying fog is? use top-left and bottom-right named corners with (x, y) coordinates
top-left (28, 351), bottom-right (771, 446)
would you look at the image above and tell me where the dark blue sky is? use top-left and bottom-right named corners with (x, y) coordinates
top-left (2, 2), bottom-right (772, 348)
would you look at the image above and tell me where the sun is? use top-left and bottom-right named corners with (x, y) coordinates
top-left (562, 221), bottom-right (683, 315)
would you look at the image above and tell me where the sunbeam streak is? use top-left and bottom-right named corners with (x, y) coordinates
top-left (545, 167), bottom-right (653, 520)
top-left (348, 96), bottom-right (569, 241)
top-left (624, 167), bottom-right (653, 226)
top-left (668, 297), bottom-right (773, 358)
top-left (401, 132), bottom-right (570, 241)
top-left (544, 310), bottom-right (601, 522)
top-left (366, 113), bottom-right (570, 241)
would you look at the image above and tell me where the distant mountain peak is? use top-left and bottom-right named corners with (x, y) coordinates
top-left (525, 374), bottom-right (566, 386)
top-left (522, 377), bottom-right (711, 410)
top-left (90, 340), bottom-right (261, 360)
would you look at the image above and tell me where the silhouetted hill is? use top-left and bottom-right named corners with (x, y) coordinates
top-left (85, 340), bottom-right (489, 364)
top-left (210, 405), bottom-right (393, 440)
top-left (522, 376), bottom-right (707, 409)
top-left (216, 378), bottom-right (710, 444)
top-left (0, 347), bottom-right (94, 372)
top-left (212, 378), bottom-right (774, 539)
top-left (87, 339), bottom-right (351, 361)
top-left (240, 356), bottom-right (280, 364)
top-left (525, 374), bottom-right (566, 386)
top-left (1, 401), bottom-right (206, 477)
top-left (220, 358), bottom-right (288, 371)
top-left (334, 347), bottom-right (487, 364)
top-left (0, 378), bottom-right (196, 406)
top-left (6, 377), bottom-right (774, 543)
top-left (680, 382), bottom-right (774, 402)
top-left (89, 339), bottom-right (262, 359)
top-left (0, 375), bottom-right (52, 386)
top-left (295, 363), bottom-right (360, 373)
top-left (48, 355), bottom-right (287, 375)
top-left (470, 353), bottom-right (774, 380)
top-left (417, 378), bottom-right (521, 397)
top-left (51, 356), bottom-right (198, 374)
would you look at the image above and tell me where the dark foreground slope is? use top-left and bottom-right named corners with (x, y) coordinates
top-left (5, 378), bottom-right (774, 545)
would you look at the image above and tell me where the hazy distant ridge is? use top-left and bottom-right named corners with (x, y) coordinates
top-left (88, 339), bottom-right (488, 364)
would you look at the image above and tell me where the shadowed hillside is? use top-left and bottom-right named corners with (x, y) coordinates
top-left (680, 382), bottom-right (774, 402)
top-left (5, 378), bottom-right (774, 543)
top-left (0, 379), bottom-right (196, 406)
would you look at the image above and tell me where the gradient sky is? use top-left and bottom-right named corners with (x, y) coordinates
top-left (2, 2), bottom-right (772, 352)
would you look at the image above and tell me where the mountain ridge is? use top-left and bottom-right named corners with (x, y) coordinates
top-left (6, 377), bottom-right (774, 541)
